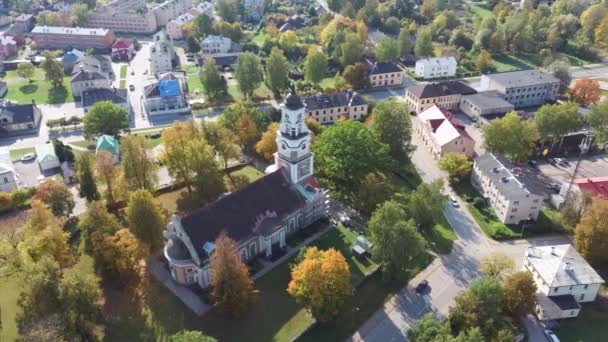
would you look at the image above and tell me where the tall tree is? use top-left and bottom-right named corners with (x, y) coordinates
top-left (549, 60), bottom-right (572, 94)
top-left (75, 152), bottom-right (99, 202)
top-left (216, 0), bottom-right (238, 22)
top-left (534, 102), bottom-right (582, 152)
top-left (58, 268), bottom-right (103, 336)
top-left (70, 3), bottom-right (89, 26)
top-left (414, 26), bottom-right (434, 56)
top-left (575, 197), bottom-right (608, 266)
top-left (16, 256), bottom-right (62, 327)
top-left (368, 99), bottom-right (412, 161)
top-left (126, 189), bottom-right (165, 250)
top-left (235, 115), bottom-right (261, 152)
top-left (587, 98), bottom-right (608, 146)
top-left (194, 13), bottom-right (214, 36)
top-left (82, 101), bottom-right (129, 139)
top-left (210, 233), bottom-right (256, 317)
top-left (339, 33), bottom-right (363, 67)
top-left (408, 314), bottom-right (452, 341)
top-left (40, 51), bottom-right (64, 89)
top-left (374, 37), bottom-right (399, 62)
top-left (569, 79), bottom-right (602, 107)
top-left (368, 201), bottom-right (427, 281)
top-left (400, 180), bottom-right (446, 233)
top-left (449, 277), bottom-right (504, 338)
top-left (202, 121), bottom-right (240, 169)
top-left (220, 101), bottom-right (266, 132)
top-left (16, 62), bottom-right (35, 83)
top-left (303, 48), bottom-right (328, 85)
top-left (255, 122), bottom-right (279, 161)
top-left (475, 50), bottom-right (493, 72)
top-left (162, 121), bottom-right (206, 193)
top-left (288, 247), bottom-right (352, 322)
top-left (502, 271), bottom-right (537, 316)
top-left (355, 172), bottom-right (393, 215)
top-left (235, 52), bottom-right (263, 99)
top-left (78, 201), bottom-right (121, 254)
top-left (95, 151), bottom-right (120, 207)
top-left (121, 135), bottom-right (158, 191)
top-left (479, 252), bottom-right (514, 279)
top-left (482, 111), bottom-right (539, 162)
top-left (190, 139), bottom-right (227, 205)
top-left (313, 121), bottom-right (392, 199)
top-left (34, 179), bottom-right (75, 218)
top-left (342, 62), bottom-right (370, 90)
top-left (199, 58), bottom-right (226, 100)
top-left (97, 228), bottom-right (145, 286)
top-left (265, 47), bottom-right (289, 94)
top-left (439, 153), bottom-right (473, 180)
top-left (398, 27), bottom-right (412, 56)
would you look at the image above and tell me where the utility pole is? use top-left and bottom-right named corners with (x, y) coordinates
top-left (563, 133), bottom-right (594, 202)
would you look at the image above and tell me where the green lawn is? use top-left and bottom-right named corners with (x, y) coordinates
top-left (557, 291), bottom-right (608, 342)
top-left (184, 65), bottom-right (203, 94)
top-left (0, 273), bottom-right (23, 341)
top-left (2, 68), bottom-right (74, 104)
top-left (469, 4), bottom-right (494, 20)
top-left (119, 79), bottom-right (126, 89)
top-left (252, 31), bottom-right (269, 47)
top-left (493, 54), bottom-right (537, 72)
top-left (9, 147), bottom-right (35, 160)
top-left (319, 77), bottom-right (336, 90)
top-left (120, 64), bottom-right (127, 79)
top-left (228, 165), bottom-right (265, 183)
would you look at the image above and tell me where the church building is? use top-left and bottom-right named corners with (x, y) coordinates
top-left (163, 92), bottom-right (328, 288)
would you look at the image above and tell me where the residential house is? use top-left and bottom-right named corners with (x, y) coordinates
top-left (70, 63), bottom-right (112, 99)
top-left (367, 60), bottom-right (404, 88)
top-left (32, 26), bottom-right (115, 50)
top-left (0, 100), bottom-right (42, 137)
top-left (415, 56), bottom-right (457, 79)
top-left (302, 90), bottom-right (368, 124)
top-left (200, 35), bottom-right (232, 55)
top-left (35, 143), bottom-right (60, 171)
top-left (167, 1), bottom-right (215, 40)
top-left (480, 70), bottom-right (560, 108)
top-left (405, 80), bottom-right (477, 114)
top-left (150, 30), bottom-right (176, 75)
top-left (96, 134), bottom-right (120, 163)
top-left (524, 245), bottom-right (605, 320)
top-left (82, 88), bottom-right (129, 113)
top-left (61, 49), bottom-right (86, 73)
top-left (0, 35), bottom-right (17, 58)
top-left (0, 147), bottom-right (18, 192)
top-left (471, 154), bottom-right (546, 225)
top-left (415, 105), bottom-right (475, 159)
top-left (163, 91), bottom-right (327, 288)
top-left (143, 71), bottom-right (189, 115)
top-left (87, 0), bottom-right (158, 34)
top-left (459, 90), bottom-right (515, 120)
top-left (111, 39), bottom-right (136, 61)
top-left (152, 0), bottom-right (193, 27)
top-left (243, 0), bottom-right (265, 21)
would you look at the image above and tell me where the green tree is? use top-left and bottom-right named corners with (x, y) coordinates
top-left (70, 3), bottom-right (89, 26)
top-left (414, 26), bottom-right (434, 56)
top-left (339, 33), bottom-right (363, 67)
top-left (235, 52), bottom-right (263, 99)
top-left (549, 60), bottom-right (572, 94)
top-left (479, 252), bottom-right (514, 279)
top-left (82, 101), bottom-right (128, 138)
top-left (408, 313), bottom-right (452, 342)
top-left (265, 47), bottom-right (289, 94)
top-left (78, 201), bottom-right (121, 253)
top-left (400, 180), bottom-right (446, 233)
top-left (199, 58), bottom-right (226, 100)
top-left (368, 99), bottom-right (412, 161)
top-left (342, 62), bottom-right (370, 90)
top-left (169, 330), bottom-right (218, 342)
top-left (374, 37), bottom-right (400, 62)
top-left (202, 121), bottom-right (240, 169)
top-left (95, 150), bottom-right (120, 207)
top-left (216, 0), bottom-right (238, 22)
top-left (368, 201), bottom-right (427, 281)
top-left (75, 152), bottom-right (99, 202)
top-left (482, 111), bottom-right (539, 162)
top-left (503, 271), bottom-right (537, 316)
top-left (16, 62), bottom-right (35, 83)
top-left (534, 102), bottom-right (582, 152)
top-left (303, 49), bottom-right (328, 85)
top-left (327, 0), bottom-right (344, 12)
top-left (190, 139), bottom-right (227, 205)
top-left (587, 98), bottom-right (608, 146)
top-left (17, 257), bottom-right (62, 327)
top-left (439, 153), bottom-right (473, 180)
top-left (355, 172), bottom-right (393, 215)
top-left (475, 50), bottom-right (493, 72)
top-left (220, 101), bottom-right (266, 132)
top-left (126, 189), bottom-right (165, 250)
top-left (449, 277), bottom-right (503, 338)
top-left (313, 121), bottom-right (392, 200)
top-left (34, 179), bottom-right (75, 218)
top-left (120, 135), bottom-right (159, 192)
top-left (58, 268), bottom-right (102, 336)
top-left (40, 51), bottom-right (64, 89)
top-left (194, 13), bottom-right (214, 36)
top-left (398, 27), bottom-right (412, 56)
top-left (575, 197), bottom-right (608, 266)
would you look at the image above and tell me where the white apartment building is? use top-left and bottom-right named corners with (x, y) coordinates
top-left (415, 56), bottom-right (457, 79)
top-left (471, 154), bottom-right (546, 224)
top-left (405, 81), bottom-right (477, 114)
top-left (200, 35), bottom-right (232, 55)
top-left (166, 1), bottom-right (214, 39)
top-left (152, 0), bottom-right (193, 27)
top-left (524, 245), bottom-right (605, 320)
top-left (301, 90), bottom-right (369, 124)
top-left (480, 70), bottom-right (560, 108)
top-left (150, 30), bottom-right (176, 75)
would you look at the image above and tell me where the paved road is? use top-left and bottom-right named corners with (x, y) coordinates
top-left (349, 131), bottom-right (570, 342)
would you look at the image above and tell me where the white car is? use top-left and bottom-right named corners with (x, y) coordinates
top-left (449, 196), bottom-right (459, 208)
top-left (20, 153), bottom-right (36, 161)
top-left (544, 329), bottom-right (559, 342)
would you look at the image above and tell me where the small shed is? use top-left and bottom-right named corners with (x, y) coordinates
top-left (35, 143), bottom-right (60, 171)
top-left (96, 134), bottom-right (120, 163)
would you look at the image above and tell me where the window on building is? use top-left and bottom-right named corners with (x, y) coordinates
top-left (580, 294), bottom-right (585, 301)
top-left (554, 287), bottom-right (559, 293)
top-left (584, 284), bottom-right (589, 289)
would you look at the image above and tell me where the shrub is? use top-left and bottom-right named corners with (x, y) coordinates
top-left (473, 197), bottom-right (485, 208)
top-left (0, 192), bottom-right (13, 212)
top-left (11, 188), bottom-right (34, 209)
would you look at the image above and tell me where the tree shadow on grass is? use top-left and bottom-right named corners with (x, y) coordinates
top-left (19, 83), bottom-right (38, 94)
top-left (48, 86), bottom-right (69, 104)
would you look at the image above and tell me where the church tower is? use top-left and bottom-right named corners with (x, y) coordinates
top-left (274, 90), bottom-right (314, 184)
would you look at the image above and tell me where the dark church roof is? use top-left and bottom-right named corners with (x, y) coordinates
top-left (181, 169), bottom-right (306, 258)
top-left (284, 91), bottom-right (304, 110)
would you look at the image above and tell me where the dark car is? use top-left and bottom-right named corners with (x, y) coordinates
top-left (415, 280), bottom-right (429, 293)
top-left (548, 158), bottom-right (557, 166)
top-left (527, 160), bottom-right (538, 169)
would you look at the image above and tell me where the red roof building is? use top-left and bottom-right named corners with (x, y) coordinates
top-left (111, 38), bottom-right (135, 60)
top-left (574, 177), bottom-right (608, 200)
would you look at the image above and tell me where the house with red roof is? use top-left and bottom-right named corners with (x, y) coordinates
top-left (415, 104), bottom-right (476, 159)
top-left (574, 177), bottom-right (608, 200)
top-left (0, 34), bottom-right (17, 58)
top-left (111, 39), bottom-right (135, 61)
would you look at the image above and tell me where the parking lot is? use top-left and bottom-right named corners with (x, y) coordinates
top-left (12, 158), bottom-right (60, 188)
top-left (537, 154), bottom-right (608, 183)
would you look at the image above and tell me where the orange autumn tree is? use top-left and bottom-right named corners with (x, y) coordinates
top-left (210, 233), bottom-right (256, 317)
top-left (569, 79), bottom-right (601, 107)
top-left (255, 122), bottom-right (280, 161)
top-left (288, 247), bottom-right (352, 322)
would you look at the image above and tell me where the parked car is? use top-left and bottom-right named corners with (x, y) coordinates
top-left (20, 153), bottom-right (36, 162)
top-left (554, 158), bottom-right (570, 167)
top-left (546, 183), bottom-right (561, 193)
top-left (415, 280), bottom-right (429, 293)
top-left (527, 160), bottom-right (538, 169)
top-left (544, 329), bottom-right (559, 342)
top-left (129, 84), bottom-right (135, 91)
top-left (449, 195), bottom-right (459, 208)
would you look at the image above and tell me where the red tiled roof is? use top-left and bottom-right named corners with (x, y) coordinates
top-left (575, 177), bottom-right (608, 200)
top-left (112, 39), bottom-right (132, 49)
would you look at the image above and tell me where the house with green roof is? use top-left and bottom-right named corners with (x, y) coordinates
top-left (96, 135), bottom-right (120, 163)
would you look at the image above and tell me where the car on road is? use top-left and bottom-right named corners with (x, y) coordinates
top-left (449, 195), bottom-right (459, 208)
top-left (554, 158), bottom-right (570, 167)
top-left (546, 183), bottom-right (561, 193)
top-left (543, 329), bottom-right (559, 342)
top-left (527, 160), bottom-right (538, 169)
top-left (129, 84), bottom-right (135, 91)
top-left (415, 280), bottom-right (429, 293)
top-left (20, 153), bottom-right (36, 162)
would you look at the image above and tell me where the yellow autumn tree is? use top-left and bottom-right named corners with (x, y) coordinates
top-left (575, 197), bottom-right (608, 266)
top-left (235, 115), bottom-right (261, 152)
top-left (288, 247), bottom-right (352, 322)
top-left (255, 122), bottom-right (279, 161)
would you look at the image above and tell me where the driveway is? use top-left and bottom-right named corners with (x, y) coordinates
top-left (349, 131), bottom-right (570, 342)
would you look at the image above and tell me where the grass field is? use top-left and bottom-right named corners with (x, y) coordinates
top-left (2, 68), bottom-right (74, 104)
top-left (184, 65), bottom-right (274, 102)
top-left (0, 273), bottom-right (23, 341)
top-left (9, 147), bottom-right (35, 160)
top-left (120, 64), bottom-right (127, 79)
top-left (557, 290), bottom-right (608, 342)
top-left (119, 79), bottom-right (126, 89)
top-left (493, 54), bottom-right (536, 72)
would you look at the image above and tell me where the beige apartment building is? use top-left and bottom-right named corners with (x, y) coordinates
top-left (87, 0), bottom-right (157, 33)
top-left (152, 0), bottom-right (193, 27)
top-left (301, 90), bottom-right (368, 124)
top-left (367, 61), bottom-right (404, 87)
top-left (31, 26), bottom-right (115, 50)
top-left (471, 154), bottom-right (546, 225)
top-left (405, 81), bottom-right (477, 114)
top-left (415, 105), bottom-right (475, 159)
